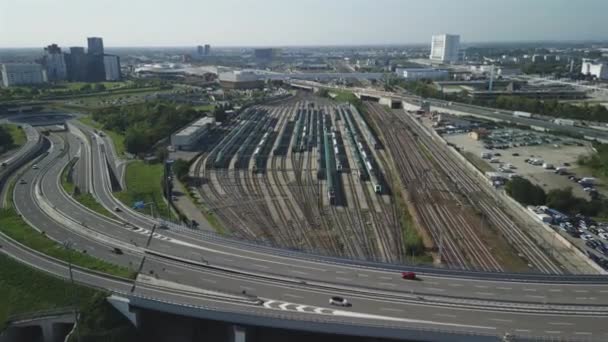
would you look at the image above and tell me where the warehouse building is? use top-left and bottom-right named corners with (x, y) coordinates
top-left (1, 63), bottom-right (47, 87)
top-left (395, 68), bottom-right (448, 81)
top-left (219, 70), bottom-right (265, 89)
top-left (171, 117), bottom-right (215, 150)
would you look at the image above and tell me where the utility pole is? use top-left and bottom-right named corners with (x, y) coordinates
top-left (63, 240), bottom-right (81, 342)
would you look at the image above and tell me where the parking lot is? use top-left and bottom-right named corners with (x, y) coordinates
top-left (444, 130), bottom-right (597, 199)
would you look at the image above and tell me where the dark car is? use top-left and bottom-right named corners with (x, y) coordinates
top-left (112, 247), bottom-right (123, 255)
top-left (401, 271), bottom-right (417, 280)
top-left (329, 296), bottom-right (350, 307)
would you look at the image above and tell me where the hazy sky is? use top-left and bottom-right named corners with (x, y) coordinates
top-left (1, 0), bottom-right (607, 47)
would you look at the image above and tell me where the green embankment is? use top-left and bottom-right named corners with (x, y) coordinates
top-left (4, 124), bottom-right (26, 147)
top-left (0, 254), bottom-right (138, 339)
top-left (0, 208), bottom-right (135, 279)
top-left (115, 161), bottom-right (172, 219)
top-left (78, 116), bottom-right (126, 156)
top-left (0, 253), bottom-right (97, 330)
top-left (60, 158), bottom-right (113, 217)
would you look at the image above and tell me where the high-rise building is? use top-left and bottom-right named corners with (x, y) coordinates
top-left (86, 37), bottom-right (105, 81)
top-left (86, 54), bottom-right (106, 82)
top-left (197, 45), bottom-right (204, 56)
top-left (43, 44), bottom-right (67, 82)
top-left (66, 47), bottom-right (88, 81)
top-left (430, 34), bottom-right (460, 63)
top-left (581, 59), bottom-right (608, 80)
top-left (103, 55), bottom-right (121, 81)
top-left (204, 44), bottom-right (211, 56)
top-left (87, 37), bottom-right (104, 55)
top-left (1, 63), bottom-right (47, 87)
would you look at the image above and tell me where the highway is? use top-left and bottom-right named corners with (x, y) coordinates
top-left (2, 117), bottom-right (608, 341)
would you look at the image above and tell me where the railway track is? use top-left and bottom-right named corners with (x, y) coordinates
top-left (365, 102), bottom-right (504, 272)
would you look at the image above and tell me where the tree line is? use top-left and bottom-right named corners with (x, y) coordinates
top-left (92, 101), bottom-right (203, 155)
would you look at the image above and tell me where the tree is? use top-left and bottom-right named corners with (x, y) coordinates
top-left (505, 177), bottom-right (546, 206)
top-left (94, 83), bottom-right (106, 92)
top-left (172, 159), bottom-right (190, 182)
top-left (0, 126), bottom-right (14, 151)
top-left (80, 84), bottom-right (92, 92)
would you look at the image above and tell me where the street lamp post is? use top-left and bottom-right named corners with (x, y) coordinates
top-left (63, 240), bottom-right (81, 342)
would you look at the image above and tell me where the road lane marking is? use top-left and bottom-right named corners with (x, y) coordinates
top-left (425, 281), bottom-right (439, 285)
top-left (336, 270), bottom-right (348, 274)
top-left (357, 273), bottom-right (369, 278)
top-left (545, 331), bottom-right (561, 334)
top-left (476, 292), bottom-right (495, 296)
top-left (379, 282), bottom-right (396, 287)
top-left (283, 293), bottom-right (303, 299)
top-left (489, 319), bottom-right (512, 323)
top-left (200, 278), bottom-right (217, 284)
top-left (252, 264), bottom-right (269, 269)
top-left (515, 329), bottom-right (530, 333)
top-left (573, 290), bottom-right (589, 293)
top-left (336, 277), bottom-right (352, 282)
top-left (549, 322), bottom-right (573, 326)
top-left (548, 289), bottom-right (562, 292)
top-left (448, 283), bottom-right (463, 287)
top-left (239, 286), bottom-right (255, 291)
top-left (496, 287), bottom-right (511, 290)
top-left (574, 332), bottom-right (592, 335)
top-left (290, 270), bottom-right (309, 275)
top-left (474, 285), bottom-right (488, 289)
top-left (379, 276), bottom-right (392, 280)
top-left (434, 313), bottom-right (456, 318)
top-left (525, 295), bottom-right (545, 299)
top-left (523, 288), bottom-right (537, 292)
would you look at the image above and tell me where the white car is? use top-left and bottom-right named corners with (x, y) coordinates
top-left (329, 296), bottom-right (350, 307)
top-left (580, 234), bottom-right (593, 241)
top-left (599, 233), bottom-right (608, 240)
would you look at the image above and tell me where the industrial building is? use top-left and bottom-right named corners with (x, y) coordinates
top-left (581, 59), bottom-right (608, 80)
top-left (171, 116), bottom-right (215, 150)
top-left (430, 34), bottom-right (460, 63)
top-left (1, 63), bottom-right (47, 87)
top-left (395, 68), bottom-right (448, 80)
top-left (219, 70), bottom-right (265, 89)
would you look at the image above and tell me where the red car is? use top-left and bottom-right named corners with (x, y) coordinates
top-left (401, 271), bottom-right (417, 280)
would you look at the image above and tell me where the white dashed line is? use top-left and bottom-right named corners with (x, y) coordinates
top-left (252, 264), bottom-right (269, 269)
top-left (496, 287), bottom-right (512, 290)
top-left (474, 285), bottom-right (488, 289)
top-left (515, 329), bottom-right (530, 333)
top-left (523, 288), bottom-right (537, 292)
top-left (545, 331), bottom-right (561, 334)
top-left (336, 277), bottom-right (352, 282)
top-left (476, 292), bottom-right (495, 296)
top-left (489, 318), bottom-right (512, 323)
top-left (574, 332), bottom-right (592, 335)
top-left (549, 322), bottom-right (573, 326)
top-left (379, 282), bottom-right (396, 287)
top-left (434, 313), bottom-right (457, 318)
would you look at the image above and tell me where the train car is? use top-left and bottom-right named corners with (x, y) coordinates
top-left (324, 132), bottom-right (337, 205)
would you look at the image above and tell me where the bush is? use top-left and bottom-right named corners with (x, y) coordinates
top-left (505, 177), bottom-right (546, 206)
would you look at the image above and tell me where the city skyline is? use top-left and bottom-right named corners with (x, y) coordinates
top-left (1, 0), bottom-right (608, 48)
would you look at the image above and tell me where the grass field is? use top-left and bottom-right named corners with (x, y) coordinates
top-left (78, 116), bottom-right (126, 156)
top-left (116, 161), bottom-right (172, 219)
top-left (0, 253), bottom-right (98, 330)
top-left (0, 208), bottom-right (135, 279)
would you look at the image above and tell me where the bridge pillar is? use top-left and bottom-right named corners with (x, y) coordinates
top-left (230, 324), bottom-right (247, 342)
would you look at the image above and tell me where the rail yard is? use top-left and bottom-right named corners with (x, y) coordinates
top-left (364, 102), bottom-right (565, 273)
top-left (193, 97), bottom-right (405, 263)
top-left (188, 94), bottom-right (573, 273)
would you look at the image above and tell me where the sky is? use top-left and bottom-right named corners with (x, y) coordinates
top-left (1, 0), bottom-right (607, 48)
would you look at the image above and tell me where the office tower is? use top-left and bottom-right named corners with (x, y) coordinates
top-left (103, 55), bottom-right (121, 81)
top-left (204, 44), bottom-right (211, 56)
top-left (87, 37), bottom-right (104, 55)
top-left (66, 47), bottom-right (88, 81)
top-left (43, 44), bottom-right (67, 81)
top-left (430, 34), bottom-right (460, 63)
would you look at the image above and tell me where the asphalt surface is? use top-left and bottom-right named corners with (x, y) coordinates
top-left (4, 118), bottom-right (608, 340)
